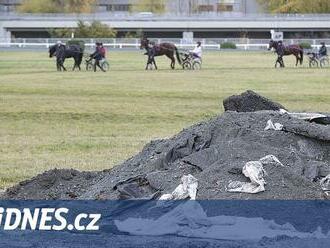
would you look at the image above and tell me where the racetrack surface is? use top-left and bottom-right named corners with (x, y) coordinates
top-left (0, 50), bottom-right (329, 189)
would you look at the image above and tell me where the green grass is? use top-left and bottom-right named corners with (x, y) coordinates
top-left (0, 50), bottom-right (329, 189)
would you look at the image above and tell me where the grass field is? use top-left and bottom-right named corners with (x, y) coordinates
top-left (0, 50), bottom-right (329, 189)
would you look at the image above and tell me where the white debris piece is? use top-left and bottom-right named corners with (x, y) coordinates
top-left (264, 119), bottom-right (283, 131)
top-left (320, 174), bottom-right (330, 195)
top-left (288, 112), bottom-right (327, 121)
top-left (279, 109), bottom-right (288, 114)
top-left (279, 109), bottom-right (327, 121)
top-left (159, 174), bottom-right (198, 200)
top-left (259, 155), bottom-right (284, 167)
top-left (227, 155), bottom-right (283, 194)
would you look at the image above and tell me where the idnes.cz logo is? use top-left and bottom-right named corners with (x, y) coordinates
top-left (0, 207), bottom-right (101, 231)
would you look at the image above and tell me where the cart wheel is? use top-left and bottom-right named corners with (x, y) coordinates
top-left (86, 62), bottom-right (93, 71)
top-left (320, 58), bottom-right (329, 68)
top-left (182, 61), bottom-right (191, 70)
top-left (193, 61), bottom-right (201, 70)
top-left (102, 61), bottom-right (110, 71)
top-left (309, 59), bottom-right (318, 68)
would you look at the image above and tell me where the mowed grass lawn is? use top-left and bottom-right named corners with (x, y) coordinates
top-left (0, 50), bottom-right (329, 189)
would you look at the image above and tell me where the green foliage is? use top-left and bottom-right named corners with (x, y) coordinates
top-left (48, 28), bottom-right (73, 38)
top-left (220, 42), bottom-right (237, 49)
top-left (124, 30), bottom-right (143, 38)
top-left (257, 0), bottom-right (330, 13)
top-left (18, 0), bottom-right (96, 13)
top-left (49, 21), bottom-right (117, 38)
top-left (75, 21), bottom-right (117, 38)
top-left (67, 40), bottom-right (85, 51)
top-left (299, 42), bottom-right (312, 49)
top-left (131, 0), bottom-right (167, 14)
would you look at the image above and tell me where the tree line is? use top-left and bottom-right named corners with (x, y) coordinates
top-left (18, 0), bottom-right (167, 14)
top-left (257, 0), bottom-right (330, 13)
top-left (18, 0), bottom-right (330, 14)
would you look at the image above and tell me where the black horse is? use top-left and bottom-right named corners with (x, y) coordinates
top-left (140, 37), bottom-right (181, 69)
top-left (268, 40), bottom-right (304, 68)
top-left (49, 44), bottom-right (83, 71)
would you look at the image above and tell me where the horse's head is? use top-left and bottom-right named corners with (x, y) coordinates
top-left (268, 40), bottom-right (277, 50)
top-left (49, 45), bottom-right (57, 58)
top-left (140, 37), bottom-right (149, 50)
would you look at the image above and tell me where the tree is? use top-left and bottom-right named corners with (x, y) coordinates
top-left (49, 21), bottom-right (117, 38)
top-left (131, 0), bottom-right (167, 14)
top-left (257, 0), bottom-right (330, 13)
top-left (18, 0), bottom-right (96, 13)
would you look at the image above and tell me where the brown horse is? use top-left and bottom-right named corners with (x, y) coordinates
top-left (140, 38), bottom-right (181, 69)
top-left (268, 40), bottom-right (304, 68)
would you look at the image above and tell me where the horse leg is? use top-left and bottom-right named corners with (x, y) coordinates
top-left (78, 54), bottom-right (83, 71)
top-left (73, 58), bottom-right (78, 71)
top-left (56, 58), bottom-right (61, 71)
top-left (275, 57), bottom-right (280, 68)
top-left (171, 57), bottom-right (175, 69)
top-left (166, 54), bottom-right (175, 69)
top-left (154, 59), bottom-right (158, 70)
top-left (59, 58), bottom-right (66, 71)
top-left (146, 57), bottom-right (151, 70)
top-left (61, 62), bottom-right (67, 71)
top-left (295, 55), bottom-right (299, 66)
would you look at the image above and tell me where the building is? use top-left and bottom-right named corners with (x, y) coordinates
top-left (1, 1), bottom-right (329, 40)
top-left (166, 0), bottom-right (261, 15)
top-left (95, 0), bottom-right (133, 12)
top-left (0, 0), bottom-right (21, 12)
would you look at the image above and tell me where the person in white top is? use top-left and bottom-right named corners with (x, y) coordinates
top-left (191, 41), bottom-right (202, 59)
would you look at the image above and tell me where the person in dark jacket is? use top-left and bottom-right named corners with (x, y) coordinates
top-left (90, 42), bottom-right (105, 72)
top-left (276, 40), bottom-right (285, 67)
top-left (319, 42), bottom-right (327, 58)
top-left (145, 41), bottom-right (157, 70)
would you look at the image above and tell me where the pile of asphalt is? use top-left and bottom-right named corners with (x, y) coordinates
top-left (2, 91), bottom-right (330, 200)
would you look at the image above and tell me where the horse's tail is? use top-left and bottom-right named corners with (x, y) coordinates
top-left (175, 46), bottom-right (182, 65)
top-left (299, 48), bottom-right (304, 65)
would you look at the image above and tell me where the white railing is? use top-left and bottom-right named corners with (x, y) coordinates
top-left (0, 38), bottom-right (329, 51)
